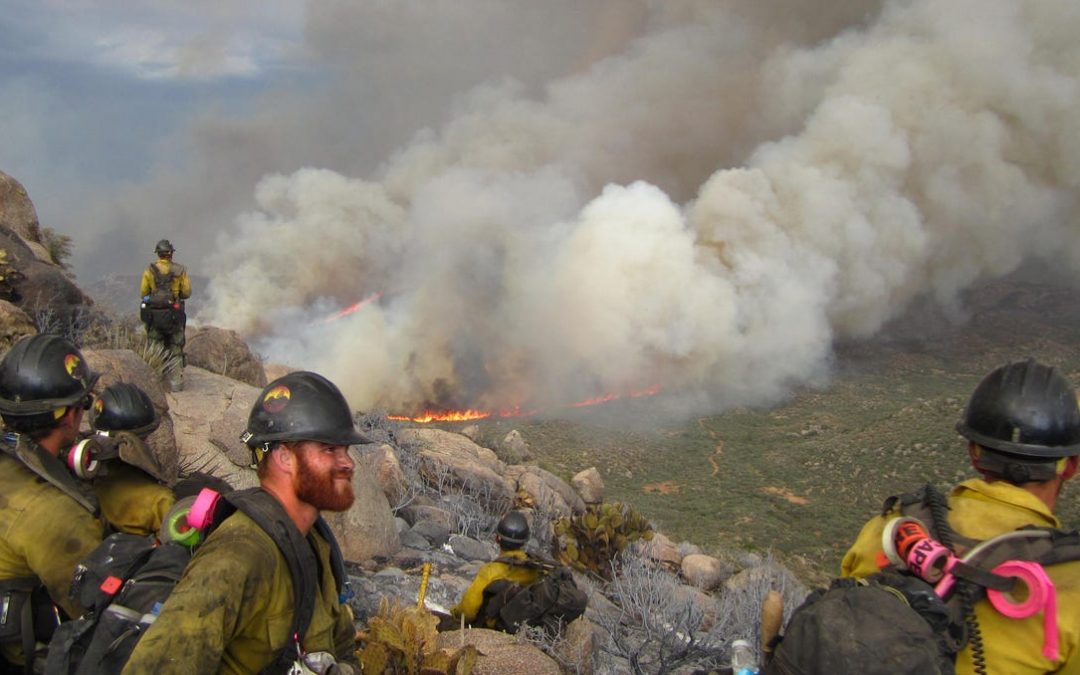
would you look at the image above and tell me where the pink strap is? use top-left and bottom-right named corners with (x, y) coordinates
top-left (987, 561), bottom-right (1059, 661)
top-left (187, 488), bottom-right (221, 531)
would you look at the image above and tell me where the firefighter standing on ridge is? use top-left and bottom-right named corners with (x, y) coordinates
top-left (140, 239), bottom-right (190, 391)
top-left (841, 359), bottom-right (1080, 674)
top-left (122, 371), bottom-right (363, 675)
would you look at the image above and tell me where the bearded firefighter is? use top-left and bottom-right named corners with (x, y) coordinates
top-left (123, 371), bottom-right (363, 674)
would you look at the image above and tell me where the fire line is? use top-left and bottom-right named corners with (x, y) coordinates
top-left (388, 386), bottom-right (661, 423)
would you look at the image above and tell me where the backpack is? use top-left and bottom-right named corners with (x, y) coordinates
top-left (764, 484), bottom-right (1080, 675)
top-left (140, 264), bottom-right (185, 332)
top-left (145, 264), bottom-right (178, 309)
top-left (479, 557), bottom-right (588, 634)
top-left (45, 487), bottom-right (349, 675)
top-left (44, 538), bottom-right (190, 675)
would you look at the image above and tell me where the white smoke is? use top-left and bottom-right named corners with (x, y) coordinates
top-left (202, 0), bottom-right (1080, 414)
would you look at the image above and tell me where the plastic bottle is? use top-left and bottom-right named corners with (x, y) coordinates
top-left (731, 638), bottom-right (758, 675)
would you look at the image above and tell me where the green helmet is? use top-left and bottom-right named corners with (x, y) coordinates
top-left (90, 382), bottom-right (159, 437)
top-left (0, 334), bottom-right (99, 432)
top-left (155, 239), bottom-right (175, 256)
top-left (956, 359), bottom-right (1080, 459)
top-left (241, 371), bottom-right (369, 449)
top-left (496, 511), bottom-right (530, 548)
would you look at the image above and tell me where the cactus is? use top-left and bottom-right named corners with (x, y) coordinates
top-left (552, 501), bottom-right (654, 578)
top-left (358, 598), bottom-right (476, 674)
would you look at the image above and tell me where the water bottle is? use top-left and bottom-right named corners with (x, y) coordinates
top-left (731, 638), bottom-right (758, 675)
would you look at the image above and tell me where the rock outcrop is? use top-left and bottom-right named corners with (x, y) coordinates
top-left (0, 301), bottom-right (36, 352)
top-left (0, 171), bottom-right (42, 245)
top-left (437, 629), bottom-right (561, 674)
top-left (0, 172), bottom-right (92, 314)
top-left (184, 325), bottom-right (267, 388)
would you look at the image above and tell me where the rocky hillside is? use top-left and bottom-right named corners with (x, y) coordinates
top-left (0, 171), bottom-right (799, 674)
top-left (7, 167), bottom-right (1078, 673)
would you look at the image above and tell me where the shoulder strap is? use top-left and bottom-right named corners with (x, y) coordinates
top-left (149, 263), bottom-right (176, 286)
top-left (493, 554), bottom-right (554, 574)
top-left (217, 488), bottom-right (320, 674)
top-left (13, 435), bottom-right (98, 514)
top-left (889, 484), bottom-right (979, 555)
top-left (312, 517), bottom-right (348, 600)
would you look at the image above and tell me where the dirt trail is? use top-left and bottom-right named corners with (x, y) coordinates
top-left (697, 418), bottom-right (724, 477)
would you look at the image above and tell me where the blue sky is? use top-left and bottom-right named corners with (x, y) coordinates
top-left (0, 0), bottom-right (638, 283)
top-left (0, 0), bottom-right (309, 278)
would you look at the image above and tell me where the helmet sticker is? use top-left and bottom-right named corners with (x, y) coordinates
top-left (64, 354), bottom-right (85, 380)
top-left (93, 398), bottom-right (104, 414)
top-left (263, 385), bottom-right (291, 413)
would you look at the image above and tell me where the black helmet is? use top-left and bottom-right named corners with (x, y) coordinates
top-left (155, 239), bottom-right (175, 255)
top-left (496, 511), bottom-right (530, 548)
top-left (956, 359), bottom-right (1080, 459)
top-left (241, 371), bottom-right (369, 449)
top-left (90, 383), bottom-right (159, 437)
top-left (0, 335), bottom-right (99, 429)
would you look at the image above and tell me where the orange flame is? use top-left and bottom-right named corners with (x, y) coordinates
top-left (388, 409), bottom-right (492, 423)
top-left (325, 292), bottom-right (383, 322)
top-left (389, 386), bottom-right (660, 423)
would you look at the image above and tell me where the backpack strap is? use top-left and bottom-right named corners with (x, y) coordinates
top-left (0, 576), bottom-right (47, 675)
top-left (11, 435), bottom-right (98, 515)
top-left (312, 517), bottom-right (350, 602)
top-left (493, 554), bottom-right (555, 574)
top-left (148, 264), bottom-right (176, 294)
top-left (888, 484), bottom-right (980, 555)
top-left (215, 488), bottom-right (321, 675)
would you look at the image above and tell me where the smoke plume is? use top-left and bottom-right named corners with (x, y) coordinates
top-left (200, 0), bottom-right (1080, 415)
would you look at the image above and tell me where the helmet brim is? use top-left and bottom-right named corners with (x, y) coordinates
top-left (0, 371), bottom-right (100, 415)
top-left (244, 426), bottom-right (372, 448)
top-left (956, 420), bottom-right (1080, 459)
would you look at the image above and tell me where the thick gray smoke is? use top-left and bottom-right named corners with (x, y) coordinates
top-left (201, 0), bottom-right (1080, 415)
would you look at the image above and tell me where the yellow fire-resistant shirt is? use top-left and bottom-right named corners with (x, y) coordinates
top-left (95, 462), bottom-right (175, 538)
top-left (140, 258), bottom-right (191, 302)
top-left (0, 437), bottom-right (175, 666)
top-left (122, 511), bottom-right (358, 675)
top-left (0, 444), bottom-right (104, 666)
top-left (451, 548), bottom-right (542, 626)
top-left (841, 478), bottom-right (1080, 675)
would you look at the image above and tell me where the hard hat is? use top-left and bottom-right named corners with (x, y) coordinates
top-left (155, 239), bottom-right (175, 255)
top-left (90, 382), bottom-right (159, 437)
top-left (0, 334), bottom-right (99, 431)
top-left (956, 359), bottom-right (1080, 459)
top-left (496, 511), bottom-right (530, 548)
top-left (241, 371), bottom-right (369, 449)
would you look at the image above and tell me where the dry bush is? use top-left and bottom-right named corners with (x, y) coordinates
top-left (595, 553), bottom-right (726, 674)
top-left (710, 555), bottom-right (809, 667)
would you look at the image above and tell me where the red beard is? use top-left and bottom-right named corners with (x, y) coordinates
top-left (295, 450), bottom-right (355, 512)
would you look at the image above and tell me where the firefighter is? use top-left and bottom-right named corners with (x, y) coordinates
top-left (841, 359), bottom-right (1080, 674)
top-left (139, 239), bottom-right (190, 391)
top-left (451, 511), bottom-right (542, 627)
top-left (123, 371), bottom-right (364, 674)
top-left (0, 335), bottom-right (103, 671)
top-left (88, 382), bottom-right (175, 537)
